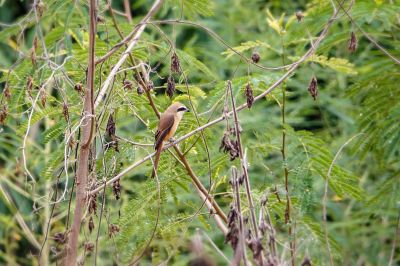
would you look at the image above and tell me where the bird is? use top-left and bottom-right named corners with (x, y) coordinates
top-left (152, 102), bottom-right (190, 177)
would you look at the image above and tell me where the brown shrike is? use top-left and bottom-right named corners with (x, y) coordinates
top-left (152, 102), bottom-right (190, 177)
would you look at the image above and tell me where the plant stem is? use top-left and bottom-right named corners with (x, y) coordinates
top-left (228, 81), bottom-right (265, 265)
top-left (64, 0), bottom-right (96, 264)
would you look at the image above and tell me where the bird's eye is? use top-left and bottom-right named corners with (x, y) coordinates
top-left (177, 107), bottom-right (187, 112)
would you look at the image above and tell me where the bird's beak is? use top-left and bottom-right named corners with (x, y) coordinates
top-left (185, 107), bottom-right (190, 112)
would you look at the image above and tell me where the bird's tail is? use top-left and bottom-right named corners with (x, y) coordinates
top-left (151, 144), bottom-right (163, 178)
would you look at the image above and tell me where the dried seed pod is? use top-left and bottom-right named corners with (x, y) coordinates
top-left (147, 80), bottom-right (154, 91)
top-left (40, 88), bottom-right (46, 108)
top-left (62, 103), bottom-right (69, 122)
top-left (88, 194), bottom-right (97, 215)
top-left (219, 130), bottom-right (239, 161)
top-left (348, 31), bottom-right (358, 53)
top-left (123, 79), bottom-right (133, 90)
top-left (225, 204), bottom-right (240, 250)
top-left (53, 232), bottom-right (67, 245)
top-left (33, 36), bottom-right (38, 51)
top-left (3, 84), bottom-right (11, 101)
top-left (308, 76), bottom-right (318, 101)
top-left (166, 75), bottom-right (176, 98)
top-left (74, 83), bottom-right (83, 93)
top-left (251, 52), bottom-right (260, 63)
top-left (106, 115), bottom-right (116, 137)
top-left (108, 224), bottom-right (120, 238)
top-left (31, 49), bottom-right (37, 66)
top-left (88, 216), bottom-right (95, 233)
top-left (301, 257), bottom-right (312, 266)
top-left (246, 237), bottom-right (264, 263)
top-left (96, 15), bottom-right (105, 23)
top-left (171, 52), bottom-right (181, 73)
top-left (0, 105), bottom-right (8, 125)
top-left (35, 1), bottom-right (45, 18)
top-left (296, 11), bottom-right (304, 22)
top-left (113, 179), bottom-right (121, 200)
top-left (245, 83), bottom-right (254, 109)
top-left (26, 76), bottom-right (33, 97)
top-left (84, 242), bottom-right (94, 252)
top-left (137, 85), bottom-right (144, 95)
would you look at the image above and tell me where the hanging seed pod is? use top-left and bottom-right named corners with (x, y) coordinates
top-left (113, 179), bottom-right (121, 200)
top-left (147, 80), bottom-right (154, 91)
top-left (62, 103), bottom-right (69, 122)
top-left (219, 130), bottom-right (240, 161)
top-left (106, 115), bottom-right (116, 137)
top-left (108, 224), bottom-right (120, 238)
top-left (84, 242), bottom-right (94, 252)
top-left (3, 84), bottom-right (11, 101)
top-left (40, 88), bottom-right (46, 108)
top-left (348, 31), bottom-right (358, 53)
top-left (166, 75), bottom-right (176, 98)
top-left (0, 105), bottom-right (8, 125)
top-left (296, 11), bottom-right (304, 22)
top-left (137, 85), bottom-right (144, 95)
top-left (123, 79), bottom-right (133, 90)
top-left (308, 76), bottom-right (318, 100)
top-left (53, 232), bottom-right (67, 245)
top-left (88, 194), bottom-right (97, 215)
top-left (247, 237), bottom-right (264, 264)
top-left (74, 83), bottom-right (83, 94)
top-left (225, 204), bottom-right (240, 250)
top-left (36, 1), bottom-right (45, 18)
top-left (301, 257), bottom-right (312, 266)
top-left (171, 52), bottom-right (181, 73)
top-left (88, 216), bottom-right (95, 233)
top-left (245, 83), bottom-right (254, 109)
top-left (30, 49), bottom-right (37, 66)
top-left (26, 76), bottom-right (33, 97)
top-left (251, 52), bottom-right (260, 63)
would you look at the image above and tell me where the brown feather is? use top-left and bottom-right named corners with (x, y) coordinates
top-left (152, 113), bottom-right (174, 178)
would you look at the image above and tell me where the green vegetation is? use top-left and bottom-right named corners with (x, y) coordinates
top-left (0, 0), bottom-right (399, 265)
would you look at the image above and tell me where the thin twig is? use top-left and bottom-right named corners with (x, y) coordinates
top-left (228, 81), bottom-right (265, 265)
top-left (323, 133), bottom-right (363, 266)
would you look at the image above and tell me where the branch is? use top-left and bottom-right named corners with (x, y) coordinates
top-left (64, 0), bottom-right (97, 264)
top-left (94, 0), bottom-right (164, 108)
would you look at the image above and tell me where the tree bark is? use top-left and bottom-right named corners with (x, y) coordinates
top-left (64, 0), bottom-right (96, 264)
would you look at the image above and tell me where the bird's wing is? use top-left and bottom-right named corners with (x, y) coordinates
top-left (154, 113), bottom-right (174, 151)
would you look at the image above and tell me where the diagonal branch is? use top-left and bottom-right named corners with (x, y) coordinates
top-left (94, 0), bottom-right (164, 108)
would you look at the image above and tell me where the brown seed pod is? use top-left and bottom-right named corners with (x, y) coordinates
top-left (26, 76), bottom-right (33, 97)
top-left (88, 194), bottom-right (97, 215)
top-left (348, 31), bottom-right (358, 53)
top-left (113, 179), bottom-right (121, 200)
top-left (74, 83), bottom-right (83, 93)
top-left (106, 115), bottom-right (116, 137)
top-left (88, 216), bottom-right (95, 233)
top-left (308, 76), bottom-right (318, 101)
top-left (225, 204), bottom-right (239, 250)
top-left (62, 103), bottom-right (69, 122)
top-left (108, 224), bottom-right (120, 238)
top-left (123, 79), bottom-right (133, 90)
top-left (84, 242), bottom-right (94, 252)
top-left (137, 85), bottom-right (144, 95)
top-left (0, 105), bottom-right (8, 125)
top-left (40, 89), bottom-right (46, 108)
top-left (296, 11), bottom-right (304, 22)
top-left (53, 232), bottom-right (67, 245)
top-left (31, 49), bottom-right (37, 66)
top-left (219, 130), bottom-right (239, 161)
top-left (171, 52), bottom-right (181, 73)
top-left (147, 80), bottom-right (154, 91)
top-left (251, 52), bottom-right (260, 63)
top-left (245, 83), bottom-right (254, 109)
top-left (3, 84), bottom-right (11, 101)
top-left (301, 257), bottom-right (312, 266)
top-left (166, 75), bottom-right (176, 98)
